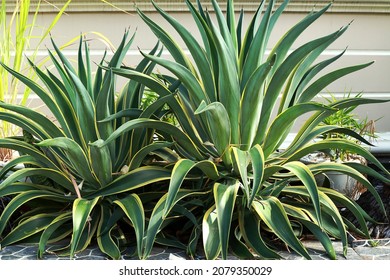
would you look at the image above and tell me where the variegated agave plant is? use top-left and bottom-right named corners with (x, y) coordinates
top-left (105, 0), bottom-right (390, 259)
top-left (0, 32), bottom-right (180, 259)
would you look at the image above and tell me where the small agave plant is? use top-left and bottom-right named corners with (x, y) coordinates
top-left (0, 32), bottom-right (179, 259)
top-left (105, 0), bottom-right (390, 259)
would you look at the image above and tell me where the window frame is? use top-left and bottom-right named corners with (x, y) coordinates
top-left (6, 0), bottom-right (390, 14)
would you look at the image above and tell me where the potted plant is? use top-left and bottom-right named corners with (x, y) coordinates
top-left (301, 92), bottom-right (379, 200)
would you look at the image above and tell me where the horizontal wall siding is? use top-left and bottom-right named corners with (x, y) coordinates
top-left (10, 5), bottom-right (390, 132)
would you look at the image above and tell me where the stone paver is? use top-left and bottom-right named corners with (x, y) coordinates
top-left (1, 238), bottom-right (389, 260)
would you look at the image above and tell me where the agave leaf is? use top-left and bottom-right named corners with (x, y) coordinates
top-left (195, 101), bottom-right (231, 161)
top-left (206, 15), bottom-right (241, 144)
top-left (0, 61), bottom-right (66, 130)
top-left (321, 187), bottom-right (371, 236)
top-left (239, 206), bottom-right (281, 259)
top-left (279, 26), bottom-right (349, 113)
top-left (95, 69), bottom-right (115, 140)
top-left (136, 6), bottom-right (194, 71)
top-left (268, 2), bottom-right (331, 72)
top-left (309, 162), bottom-right (386, 217)
top-left (282, 186), bottom-right (348, 256)
top-left (252, 197), bottom-right (311, 259)
top-left (262, 102), bottom-right (335, 158)
top-left (0, 182), bottom-right (50, 197)
top-left (248, 144), bottom-right (265, 206)
top-left (144, 189), bottom-right (209, 259)
top-left (87, 166), bottom-right (171, 198)
top-left (282, 161), bottom-right (322, 225)
top-left (295, 49), bottom-right (346, 101)
top-left (291, 98), bottom-right (389, 151)
top-left (298, 61), bottom-right (375, 103)
top-left (286, 139), bottom-right (390, 176)
top-left (151, 1), bottom-right (216, 102)
top-left (0, 214), bottom-right (58, 247)
top-left (231, 147), bottom-right (249, 198)
top-left (36, 137), bottom-right (98, 186)
top-left (89, 139), bottom-right (113, 187)
top-left (282, 203), bottom-right (336, 259)
top-left (0, 139), bottom-right (58, 169)
top-left (240, 0), bottom-right (274, 87)
top-left (0, 155), bottom-right (37, 180)
top-left (0, 190), bottom-right (72, 235)
top-left (70, 197), bottom-right (100, 258)
top-left (255, 28), bottom-right (346, 145)
top-left (240, 56), bottom-right (275, 149)
top-left (213, 181), bottom-right (239, 260)
top-left (229, 225), bottom-right (255, 259)
top-left (28, 59), bottom-right (82, 143)
top-left (163, 159), bottom-right (219, 218)
top-left (0, 102), bottom-right (64, 138)
top-left (202, 205), bottom-right (221, 260)
top-left (97, 205), bottom-right (121, 260)
top-left (114, 194), bottom-right (145, 258)
top-left (102, 118), bottom-right (204, 160)
top-left (210, 0), bottom-right (237, 61)
top-left (0, 167), bottom-right (74, 193)
top-left (38, 212), bottom-right (72, 259)
top-left (129, 141), bottom-right (174, 170)
top-left (300, 220), bottom-right (336, 260)
top-left (63, 65), bottom-right (97, 144)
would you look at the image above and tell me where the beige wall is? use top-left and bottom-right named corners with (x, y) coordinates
top-left (27, 7), bottom-right (390, 132)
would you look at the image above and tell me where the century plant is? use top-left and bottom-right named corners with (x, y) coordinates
top-left (104, 0), bottom-right (390, 259)
top-left (0, 32), bottom-right (180, 259)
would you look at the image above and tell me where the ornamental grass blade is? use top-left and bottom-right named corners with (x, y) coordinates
top-left (252, 197), bottom-right (311, 259)
top-left (114, 194), bottom-right (145, 258)
top-left (70, 197), bottom-right (100, 258)
top-left (202, 205), bottom-right (221, 260)
top-left (213, 181), bottom-right (239, 260)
